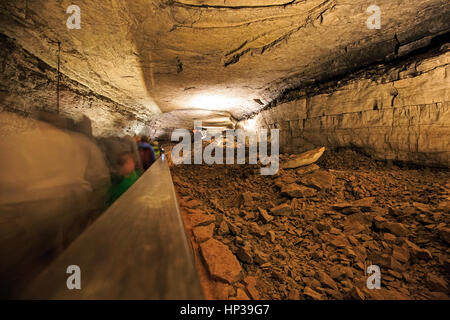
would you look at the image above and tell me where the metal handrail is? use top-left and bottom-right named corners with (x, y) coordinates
top-left (22, 158), bottom-right (204, 299)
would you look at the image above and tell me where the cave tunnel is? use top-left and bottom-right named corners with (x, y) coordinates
top-left (0, 0), bottom-right (449, 303)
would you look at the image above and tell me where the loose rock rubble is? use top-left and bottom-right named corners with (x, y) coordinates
top-left (172, 148), bottom-right (450, 300)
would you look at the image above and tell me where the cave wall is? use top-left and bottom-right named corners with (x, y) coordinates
top-left (238, 48), bottom-right (450, 167)
top-left (0, 34), bottom-right (152, 137)
top-left (1, 1), bottom-right (449, 119)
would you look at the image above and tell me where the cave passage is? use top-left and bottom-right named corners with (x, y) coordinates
top-left (0, 0), bottom-right (449, 302)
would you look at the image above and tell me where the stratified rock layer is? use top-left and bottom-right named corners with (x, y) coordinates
top-left (239, 50), bottom-right (450, 167)
top-left (1, 1), bottom-right (449, 119)
top-left (0, 35), bottom-right (153, 137)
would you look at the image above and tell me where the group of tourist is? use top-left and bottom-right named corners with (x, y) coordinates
top-left (108, 136), bottom-right (161, 205)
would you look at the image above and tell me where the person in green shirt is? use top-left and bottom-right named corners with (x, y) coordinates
top-left (152, 141), bottom-right (161, 158)
top-left (108, 151), bottom-right (141, 205)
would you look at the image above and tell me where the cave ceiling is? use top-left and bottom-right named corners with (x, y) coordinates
top-left (1, 0), bottom-right (449, 124)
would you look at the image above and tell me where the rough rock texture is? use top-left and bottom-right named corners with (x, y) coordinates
top-left (239, 50), bottom-right (450, 167)
top-left (200, 238), bottom-right (243, 284)
top-left (1, 1), bottom-right (449, 159)
top-left (172, 148), bottom-right (450, 300)
top-left (0, 34), bottom-right (152, 137)
top-left (1, 0), bottom-right (449, 122)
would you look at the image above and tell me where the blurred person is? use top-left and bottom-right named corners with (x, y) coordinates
top-left (0, 111), bottom-right (110, 297)
top-left (108, 152), bottom-right (140, 205)
top-left (96, 135), bottom-right (143, 173)
top-left (152, 141), bottom-right (161, 158)
top-left (138, 136), bottom-right (156, 170)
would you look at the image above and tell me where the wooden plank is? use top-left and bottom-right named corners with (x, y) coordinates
top-left (22, 158), bottom-right (204, 299)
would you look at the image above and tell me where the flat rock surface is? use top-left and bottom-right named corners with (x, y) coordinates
top-left (200, 238), bottom-right (242, 284)
top-left (281, 147), bottom-right (325, 169)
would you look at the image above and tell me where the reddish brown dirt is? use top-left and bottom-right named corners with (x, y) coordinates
top-left (171, 148), bottom-right (450, 300)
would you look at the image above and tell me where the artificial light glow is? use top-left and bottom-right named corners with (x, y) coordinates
top-left (243, 117), bottom-right (257, 132)
top-left (188, 94), bottom-right (246, 110)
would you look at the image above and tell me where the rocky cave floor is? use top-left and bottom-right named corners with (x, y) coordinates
top-left (170, 149), bottom-right (450, 300)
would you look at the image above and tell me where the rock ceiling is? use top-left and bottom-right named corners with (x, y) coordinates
top-left (1, 0), bottom-right (449, 125)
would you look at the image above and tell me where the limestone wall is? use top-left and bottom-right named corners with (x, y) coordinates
top-left (238, 50), bottom-right (450, 167)
top-left (0, 34), bottom-right (152, 137)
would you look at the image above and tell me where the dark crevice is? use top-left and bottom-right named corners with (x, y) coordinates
top-left (224, 48), bottom-right (250, 67)
top-left (176, 56), bottom-right (183, 73)
top-left (240, 31), bottom-right (450, 120)
top-left (254, 99), bottom-right (264, 105)
top-left (172, 0), bottom-right (299, 10)
top-left (225, 40), bottom-right (248, 57)
top-left (394, 33), bottom-right (400, 57)
top-left (222, 1), bottom-right (335, 67)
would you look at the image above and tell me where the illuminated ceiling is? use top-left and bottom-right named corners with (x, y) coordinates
top-left (0, 0), bottom-right (449, 125)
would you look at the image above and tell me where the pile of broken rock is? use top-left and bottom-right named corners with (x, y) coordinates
top-left (172, 147), bottom-right (450, 300)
